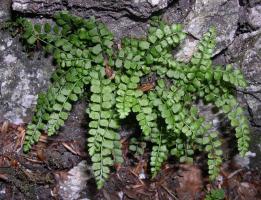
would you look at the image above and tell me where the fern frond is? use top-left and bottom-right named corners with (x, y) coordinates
top-left (214, 94), bottom-right (250, 156)
top-left (23, 93), bottom-right (49, 152)
top-left (132, 94), bottom-right (157, 136)
top-left (150, 89), bottom-right (175, 131)
top-left (47, 70), bottom-right (85, 135)
top-left (202, 130), bottom-right (223, 180)
top-left (143, 24), bottom-right (186, 66)
top-left (129, 137), bottom-right (147, 158)
top-left (190, 27), bottom-right (216, 71)
top-left (150, 127), bottom-right (168, 177)
top-left (115, 75), bottom-right (141, 118)
top-left (87, 69), bottom-right (122, 189)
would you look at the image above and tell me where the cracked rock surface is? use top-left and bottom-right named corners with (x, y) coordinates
top-left (12, 0), bottom-right (171, 18)
top-left (227, 29), bottom-right (261, 168)
top-left (0, 0), bottom-right (261, 169)
top-left (0, 30), bottom-right (54, 124)
top-left (184, 0), bottom-right (240, 55)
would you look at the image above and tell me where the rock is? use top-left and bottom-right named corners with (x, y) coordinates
top-left (0, 30), bottom-right (54, 124)
top-left (162, 0), bottom-right (195, 24)
top-left (56, 161), bottom-right (93, 200)
top-left (249, 127), bottom-right (261, 169)
top-left (226, 30), bottom-right (261, 126)
top-left (184, 0), bottom-right (240, 55)
top-left (233, 151), bottom-right (256, 168)
top-left (225, 29), bottom-right (261, 169)
top-left (239, 0), bottom-right (261, 8)
top-left (0, 0), bottom-right (11, 23)
top-left (244, 85), bottom-right (261, 127)
top-left (247, 5), bottom-right (261, 29)
top-left (229, 32), bottom-right (261, 79)
top-left (11, 0), bottom-right (172, 40)
top-left (174, 35), bottom-right (199, 62)
top-left (12, 0), bottom-right (171, 19)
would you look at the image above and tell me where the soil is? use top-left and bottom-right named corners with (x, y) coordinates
top-left (0, 116), bottom-right (261, 200)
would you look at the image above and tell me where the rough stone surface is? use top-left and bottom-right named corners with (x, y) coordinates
top-left (225, 29), bottom-right (261, 169)
top-left (184, 0), bottom-right (240, 55)
top-left (0, 30), bottom-right (54, 124)
top-left (0, 1), bottom-right (55, 125)
top-left (239, 0), bottom-right (261, 8)
top-left (0, 0), bottom-right (11, 23)
top-left (247, 5), bottom-right (261, 29)
top-left (57, 161), bottom-right (92, 200)
top-left (226, 30), bottom-right (261, 126)
top-left (12, 0), bottom-right (172, 19)
top-left (175, 35), bottom-right (199, 62)
top-left (10, 0), bottom-right (173, 40)
top-left (162, 0), bottom-right (195, 24)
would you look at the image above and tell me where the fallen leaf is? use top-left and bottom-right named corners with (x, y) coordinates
top-left (37, 149), bottom-right (46, 161)
top-left (0, 121), bottom-right (9, 134)
top-left (62, 141), bottom-right (86, 157)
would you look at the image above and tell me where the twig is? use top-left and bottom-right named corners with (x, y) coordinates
top-left (160, 185), bottom-right (178, 200)
top-left (25, 157), bottom-right (44, 164)
top-left (129, 170), bottom-right (145, 185)
top-left (227, 168), bottom-right (243, 179)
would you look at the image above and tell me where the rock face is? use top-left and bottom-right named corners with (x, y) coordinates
top-left (0, 29), bottom-right (54, 124)
top-left (184, 0), bottom-right (240, 55)
top-left (226, 30), bottom-right (261, 126)
top-left (226, 29), bottom-right (261, 168)
top-left (12, 0), bottom-right (171, 18)
top-left (0, 0), bottom-right (260, 167)
top-left (57, 161), bottom-right (92, 200)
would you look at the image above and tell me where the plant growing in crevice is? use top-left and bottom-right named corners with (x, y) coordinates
top-left (17, 11), bottom-right (250, 189)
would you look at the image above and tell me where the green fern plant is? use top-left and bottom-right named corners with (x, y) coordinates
top-left (17, 11), bottom-right (250, 189)
top-left (205, 189), bottom-right (225, 200)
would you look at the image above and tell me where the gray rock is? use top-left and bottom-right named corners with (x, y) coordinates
top-left (57, 160), bottom-right (92, 200)
top-left (0, 0), bottom-right (11, 22)
top-left (12, 0), bottom-right (171, 19)
top-left (249, 127), bottom-right (261, 169)
top-left (174, 35), bottom-right (199, 62)
top-left (162, 0), bottom-right (196, 24)
top-left (227, 30), bottom-right (261, 83)
top-left (175, 0), bottom-right (246, 62)
top-left (242, 0), bottom-right (261, 8)
top-left (184, 0), bottom-right (240, 55)
top-left (225, 29), bottom-right (261, 168)
top-left (233, 151), bottom-right (256, 168)
top-left (11, 0), bottom-right (172, 40)
top-left (0, 30), bottom-right (54, 124)
top-left (247, 5), bottom-right (261, 29)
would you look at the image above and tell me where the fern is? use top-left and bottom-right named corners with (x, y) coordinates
top-left (205, 189), bottom-right (225, 200)
top-left (17, 11), bottom-right (250, 189)
top-left (87, 69), bottom-right (122, 188)
top-left (129, 137), bottom-right (147, 158)
top-left (150, 127), bottom-right (168, 177)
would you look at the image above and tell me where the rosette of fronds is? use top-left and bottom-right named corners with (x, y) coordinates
top-left (18, 11), bottom-right (249, 188)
